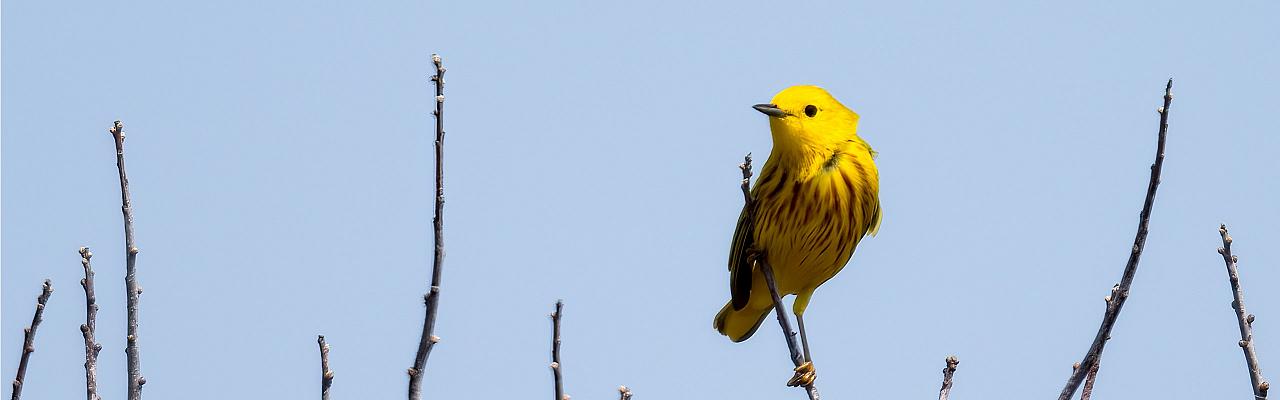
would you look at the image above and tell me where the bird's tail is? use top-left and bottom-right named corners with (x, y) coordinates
top-left (714, 301), bottom-right (772, 342)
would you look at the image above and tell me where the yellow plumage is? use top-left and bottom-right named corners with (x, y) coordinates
top-left (715, 85), bottom-right (881, 342)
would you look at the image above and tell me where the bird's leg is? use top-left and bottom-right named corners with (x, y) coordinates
top-left (797, 313), bottom-right (813, 363)
top-left (757, 256), bottom-right (815, 389)
top-left (787, 313), bottom-right (817, 387)
top-left (784, 290), bottom-right (818, 387)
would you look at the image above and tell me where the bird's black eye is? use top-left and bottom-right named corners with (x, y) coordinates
top-left (804, 105), bottom-right (818, 117)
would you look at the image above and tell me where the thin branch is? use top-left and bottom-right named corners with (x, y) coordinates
top-left (938, 355), bottom-right (959, 400)
top-left (408, 53), bottom-right (447, 400)
top-left (318, 335), bottom-right (333, 400)
top-left (739, 153), bottom-right (754, 206)
top-left (1219, 224), bottom-right (1270, 399)
top-left (11, 280), bottom-right (53, 400)
top-left (110, 120), bottom-right (146, 399)
top-left (617, 386), bottom-right (632, 400)
top-left (739, 154), bottom-right (819, 400)
top-left (1057, 79), bottom-right (1173, 400)
top-left (80, 247), bottom-right (102, 400)
top-left (550, 300), bottom-right (565, 400)
top-left (757, 259), bottom-right (815, 389)
top-left (1080, 361), bottom-right (1100, 400)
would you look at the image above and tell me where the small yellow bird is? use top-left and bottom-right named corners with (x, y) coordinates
top-left (715, 86), bottom-right (881, 355)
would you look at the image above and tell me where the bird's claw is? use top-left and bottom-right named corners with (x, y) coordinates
top-left (787, 361), bottom-right (816, 387)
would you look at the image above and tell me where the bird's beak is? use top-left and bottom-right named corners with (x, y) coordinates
top-left (753, 103), bottom-right (788, 118)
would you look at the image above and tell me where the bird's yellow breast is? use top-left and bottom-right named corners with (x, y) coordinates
top-left (750, 141), bottom-right (880, 295)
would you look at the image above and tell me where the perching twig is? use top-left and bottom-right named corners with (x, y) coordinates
top-left (80, 248), bottom-right (102, 400)
top-left (740, 154), bottom-right (820, 400)
top-left (1057, 79), bottom-right (1173, 400)
top-left (11, 280), bottom-right (52, 400)
top-left (550, 300), bottom-right (566, 400)
top-left (109, 120), bottom-right (146, 400)
top-left (758, 259), bottom-right (816, 393)
top-left (318, 335), bottom-right (333, 400)
top-left (617, 386), bottom-right (632, 400)
top-left (408, 53), bottom-right (447, 400)
top-left (1218, 224), bottom-right (1269, 399)
top-left (739, 153), bottom-right (754, 206)
top-left (938, 356), bottom-right (959, 400)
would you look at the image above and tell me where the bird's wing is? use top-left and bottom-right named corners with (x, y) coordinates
top-left (866, 197), bottom-right (882, 237)
top-left (727, 201), bottom-right (757, 310)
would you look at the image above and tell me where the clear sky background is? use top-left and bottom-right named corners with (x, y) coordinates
top-left (4, 1), bottom-right (1279, 399)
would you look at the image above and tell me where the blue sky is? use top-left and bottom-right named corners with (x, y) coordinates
top-left (4, 1), bottom-right (1279, 399)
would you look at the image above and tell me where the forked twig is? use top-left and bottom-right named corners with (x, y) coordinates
top-left (408, 53), bottom-right (447, 400)
top-left (739, 154), bottom-right (820, 400)
top-left (110, 121), bottom-right (146, 400)
top-left (1218, 224), bottom-right (1269, 399)
top-left (11, 280), bottom-right (53, 400)
top-left (80, 248), bottom-right (102, 400)
top-left (1057, 79), bottom-right (1173, 400)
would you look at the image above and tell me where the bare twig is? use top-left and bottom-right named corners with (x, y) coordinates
top-left (1057, 79), bottom-right (1173, 400)
top-left (1080, 362), bottom-right (1100, 400)
top-left (618, 386), bottom-right (632, 400)
top-left (109, 120), bottom-right (146, 399)
top-left (318, 335), bottom-right (333, 400)
top-left (80, 248), bottom-right (102, 400)
top-left (408, 53), bottom-right (447, 400)
top-left (758, 260), bottom-right (815, 390)
top-left (740, 154), bottom-right (819, 400)
top-left (11, 280), bottom-right (53, 400)
top-left (739, 153), bottom-right (754, 206)
top-left (938, 355), bottom-right (959, 400)
top-left (550, 300), bottom-right (566, 400)
top-left (1219, 224), bottom-right (1270, 399)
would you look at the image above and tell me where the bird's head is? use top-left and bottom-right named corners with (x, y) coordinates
top-left (753, 85), bottom-right (860, 152)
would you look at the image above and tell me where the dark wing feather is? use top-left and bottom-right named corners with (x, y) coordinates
top-left (728, 201), bottom-right (757, 310)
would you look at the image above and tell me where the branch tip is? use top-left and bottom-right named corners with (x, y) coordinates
top-left (318, 335), bottom-right (333, 400)
top-left (550, 300), bottom-right (566, 400)
top-left (1057, 80), bottom-right (1173, 400)
top-left (409, 51), bottom-right (448, 400)
top-left (939, 355), bottom-right (960, 400)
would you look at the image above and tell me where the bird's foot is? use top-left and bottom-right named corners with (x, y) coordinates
top-left (786, 361), bottom-right (816, 387)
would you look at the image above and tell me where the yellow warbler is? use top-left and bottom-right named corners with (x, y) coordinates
top-left (714, 85), bottom-right (881, 346)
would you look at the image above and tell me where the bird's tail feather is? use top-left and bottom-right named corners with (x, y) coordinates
top-left (714, 301), bottom-right (771, 342)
